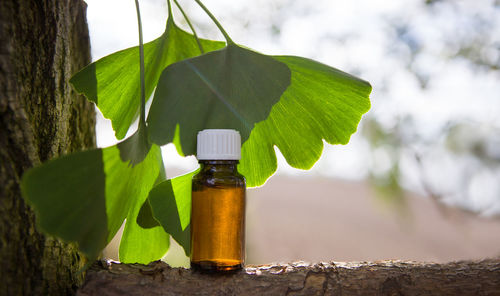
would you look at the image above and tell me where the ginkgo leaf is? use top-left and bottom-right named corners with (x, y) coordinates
top-left (238, 56), bottom-right (371, 186)
top-left (30, 0), bottom-right (372, 263)
top-left (21, 149), bottom-right (107, 259)
top-left (119, 159), bottom-right (169, 263)
top-left (147, 55), bottom-right (371, 256)
top-left (137, 198), bottom-right (161, 229)
top-left (147, 43), bottom-right (291, 154)
top-left (70, 19), bottom-right (225, 140)
top-left (119, 197), bottom-right (170, 264)
top-left (148, 171), bottom-right (196, 256)
top-left (116, 123), bottom-right (152, 165)
top-left (21, 130), bottom-right (162, 260)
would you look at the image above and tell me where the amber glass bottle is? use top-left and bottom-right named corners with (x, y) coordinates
top-left (191, 129), bottom-right (246, 272)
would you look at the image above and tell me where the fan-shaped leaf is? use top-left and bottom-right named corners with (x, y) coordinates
top-left (21, 131), bottom-right (162, 260)
top-left (146, 55), bottom-right (371, 256)
top-left (119, 197), bottom-right (170, 264)
top-left (147, 44), bottom-right (291, 154)
top-left (70, 20), bottom-right (225, 140)
top-left (21, 150), bottom-right (107, 259)
top-left (239, 56), bottom-right (372, 186)
top-left (119, 160), bottom-right (170, 263)
top-left (148, 171), bottom-right (196, 256)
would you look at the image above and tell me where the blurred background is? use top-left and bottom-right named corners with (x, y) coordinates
top-left (86, 0), bottom-right (500, 265)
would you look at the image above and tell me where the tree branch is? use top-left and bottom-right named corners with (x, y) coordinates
top-left (78, 259), bottom-right (500, 295)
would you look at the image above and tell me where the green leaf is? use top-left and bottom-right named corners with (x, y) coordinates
top-left (239, 56), bottom-right (372, 186)
top-left (137, 198), bottom-right (161, 228)
top-left (70, 20), bottom-right (225, 140)
top-left (21, 149), bottom-right (107, 259)
top-left (146, 53), bottom-right (370, 256)
top-left (148, 171), bottom-right (196, 256)
top-left (102, 137), bottom-right (162, 242)
top-left (20, 132), bottom-right (162, 260)
top-left (119, 158), bottom-right (170, 263)
top-left (147, 43), bottom-right (291, 155)
top-left (116, 124), bottom-right (152, 165)
top-left (119, 197), bottom-right (170, 264)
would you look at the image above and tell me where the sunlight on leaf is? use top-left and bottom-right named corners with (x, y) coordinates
top-left (148, 171), bottom-right (197, 256)
top-left (119, 198), bottom-right (170, 264)
top-left (21, 134), bottom-right (162, 260)
top-left (119, 159), bottom-right (170, 263)
top-left (147, 44), bottom-right (291, 155)
top-left (116, 124), bottom-right (152, 165)
top-left (33, 0), bottom-right (372, 263)
top-left (239, 56), bottom-right (371, 186)
top-left (146, 53), bottom-right (371, 253)
top-left (102, 141), bottom-right (162, 242)
top-left (70, 20), bottom-right (225, 140)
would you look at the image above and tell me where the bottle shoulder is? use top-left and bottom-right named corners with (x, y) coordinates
top-left (192, 170), bottom-right (246, 189)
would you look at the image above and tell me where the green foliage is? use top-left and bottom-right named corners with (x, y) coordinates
top-left (240, 56), bottom-right (372, 186)
top-left (21, 150), bottom-right (107, 259)
top-left (20, 0), bottom-right (371, 263)
top-left (21, 136), bottom-right (163, 260)
top-left (70, 18), bottom-right (225, 140)
top-left (148, 171), bottom-right (196, 256)
top-left (119, 188), bottom-right (170, 264)
top-left (147, 43), bottom-right (291, 155)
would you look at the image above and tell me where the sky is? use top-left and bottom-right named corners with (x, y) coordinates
top-left (84, 0), bottom-right (500, 213)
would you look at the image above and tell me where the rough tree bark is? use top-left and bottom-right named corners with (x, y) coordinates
top-left (78, 260), bottom-right (500, 295)
top-left (0, 0), bottom-right (94, 295)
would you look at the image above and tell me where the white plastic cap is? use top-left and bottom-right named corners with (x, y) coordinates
top-left (197, 129), bottom-right (241, 160)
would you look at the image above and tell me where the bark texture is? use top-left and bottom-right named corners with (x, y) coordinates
top-left (78, 259), bottom-right (500, 295)
top-left (0, 0), bottom-right (94, 295)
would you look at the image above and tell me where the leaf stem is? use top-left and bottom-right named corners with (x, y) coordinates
top-left (134, 0), bottom-right (146, 127)
top-left (166, 0), bottom-right (173, 25)
top-left (173, 0), bottom-right (204, 53)
top-left (194, 0), bottom-right (233, 45)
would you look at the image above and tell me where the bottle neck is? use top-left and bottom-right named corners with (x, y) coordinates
top-left (198, 160), bottom-right (239, 172)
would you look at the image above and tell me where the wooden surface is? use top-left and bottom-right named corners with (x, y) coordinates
top-left (78, 259), bottom-right (500, 295)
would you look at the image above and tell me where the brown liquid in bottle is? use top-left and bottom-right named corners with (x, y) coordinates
top-left (191, 160), bottom-right (246, 272)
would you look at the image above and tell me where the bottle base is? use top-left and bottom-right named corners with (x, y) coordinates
top-left (191, 261), bottom-right (243, 273)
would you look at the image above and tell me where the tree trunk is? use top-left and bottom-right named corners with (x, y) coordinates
top-left (0, 0), bottom-right (94, 295)
top-left (78, 260), bottom-right (500, 295)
